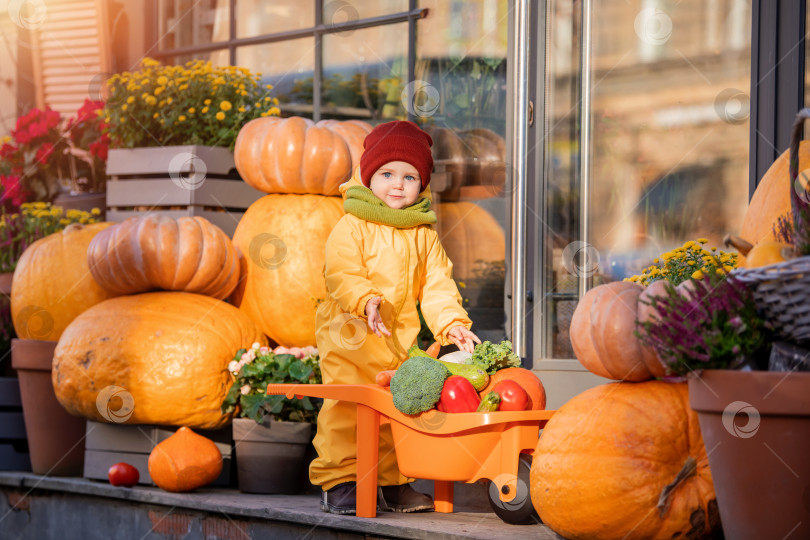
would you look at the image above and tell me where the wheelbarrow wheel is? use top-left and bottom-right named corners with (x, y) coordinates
top-left (488, 454), bottom-right (539, 525)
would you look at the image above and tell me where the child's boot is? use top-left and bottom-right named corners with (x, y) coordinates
top-left (378, 484), bottom-right (435, 513)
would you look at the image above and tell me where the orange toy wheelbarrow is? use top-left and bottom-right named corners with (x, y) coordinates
top-left (265, 383), bottom-right (555, 524)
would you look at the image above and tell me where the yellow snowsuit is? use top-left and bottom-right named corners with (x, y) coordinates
top-left (310, 171), bottom-right (472, 490)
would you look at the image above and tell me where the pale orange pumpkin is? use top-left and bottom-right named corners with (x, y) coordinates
top-left (234, 116), bottom-right (372, 195)
top-left (436, 201), bottom-right (505, 282)
top-left (740, 140), bottom-right (810, 246)
top-left (86, 215), bottom-right (240, 300)
top-left (148, 426), bottom-right (222, 492)
top-left (570, 281), bottom-right (666, 382)
top-left (230, 194), bottom-right (344, 346)
top-left (11, 222), bottom-right (117, 341)
top-left (530, 381), bottom-right (719, 540)
top-left (52, 292), bottom-right (266, 429)
top-left (478, 367), bottom-right (546, 410)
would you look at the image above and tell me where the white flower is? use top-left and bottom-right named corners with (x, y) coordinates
top-left (228, 360), bottom-right (239, 373)
top-left (251, 342), bottom-right (261, 350)
top-left (240, 384), bottom-right (251, 395)
top-left (259, 346), bottom-right (270, 355)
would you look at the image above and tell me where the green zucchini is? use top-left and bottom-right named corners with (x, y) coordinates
top-left (435, 359), bottom-right (490, 391)
top-left (477, 391), bottom-right (500, 412)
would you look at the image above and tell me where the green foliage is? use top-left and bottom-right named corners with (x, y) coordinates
top-left (221, 345), bottom-right (322, 424)
top-left (469, 340), bottom-right (522, 375)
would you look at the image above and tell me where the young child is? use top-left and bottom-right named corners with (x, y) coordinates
top-left (311, 120), bottom-right (481, 515)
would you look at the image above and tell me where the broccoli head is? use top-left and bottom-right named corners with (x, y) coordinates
top-left (390, 355), bottom-right (451, 415)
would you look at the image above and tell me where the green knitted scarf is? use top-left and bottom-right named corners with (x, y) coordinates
top-left (343, 185), bottom-right (437, 228)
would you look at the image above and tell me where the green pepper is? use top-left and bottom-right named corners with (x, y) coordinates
top-left (476, 391), bottom-right (501, 412)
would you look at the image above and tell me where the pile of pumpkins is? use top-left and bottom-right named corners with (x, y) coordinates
top-left (7, 115), bottom-right (509, 490)
top-left (528, 143), bottom-right (800, 539)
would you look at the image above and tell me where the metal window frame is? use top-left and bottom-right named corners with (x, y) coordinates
top-left (749, 0), bottom-right (806, 194)
top-left (146, 0), bottom-right (427, 121)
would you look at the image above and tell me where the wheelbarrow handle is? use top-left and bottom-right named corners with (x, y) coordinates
top-left (265, 383), bottom-right (555, 435)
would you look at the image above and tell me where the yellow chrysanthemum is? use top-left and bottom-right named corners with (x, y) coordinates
top-left (216, 111), bottom-right (225, 121)
top-left (201, 107), bottom-right (209, 114)
top-left (188, 107), bottom-right (196, 114)
top-left (691, 270), bottom-right (704, 280)
top-left (204, 99), bottom-right (211, 105)
top-left (157, 75), bottom-right (168, 86)
top-left (121, 104), bottom-right (128, 112)
top-left (126, 96), bottom-right (135, 104)
top-left (220, 100), bottom-right (232, 111)
top-left (178, 115), bottom-right (186, 122)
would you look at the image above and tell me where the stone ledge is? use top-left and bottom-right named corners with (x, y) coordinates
top-left (0, 471), bottom-right (559, 539)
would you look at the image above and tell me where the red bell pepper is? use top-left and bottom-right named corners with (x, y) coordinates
top-left (437, 375), bottom-right (480, 413)
top-left (492, 380), bottom-right (530, 411)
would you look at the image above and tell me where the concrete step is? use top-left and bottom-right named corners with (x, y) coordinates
top-left (0, 472), bottom-right (560, 539)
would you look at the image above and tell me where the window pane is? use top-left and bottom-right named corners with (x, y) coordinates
top-left (543, 0), bottom-right (752, 359)
top-left (236, 0), bottom-right (315, 38)
top-left (417, 0), bottom-right (509, 343)
top-left (322, 1), bottom-right (409, 25)
top-left (158, 0), bottom-right (228, 50)
top-left (319, 23), bottom-right (408, 119)
top-left (236, 38), bottom-right (316, 114)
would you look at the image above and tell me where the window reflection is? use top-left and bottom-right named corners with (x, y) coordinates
top-left (543, 0), bottom-right (752, 359)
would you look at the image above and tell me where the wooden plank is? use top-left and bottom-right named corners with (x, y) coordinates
top-left (0, 444), bottom-right (30, 471)
top-left (85, 421), bottom-right (233, 457)
top-left (0, 378), bottom-right (21, 407)
top-left (41, 37), bottom-right (100, 50)
top-left (42, 46), bottom-right (101, 59)
top-left (0, 412), bottom-right (27, 440)
top-left (106, 146), bottom-right (237, 177)
top-left (106, 178), bottom-right (264, 208)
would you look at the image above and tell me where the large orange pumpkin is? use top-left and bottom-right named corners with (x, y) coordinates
top-left (531, 381), bottom-right (719, 539)
top-left (234, 116), bottom-right (371, 195)
top-left (87, 215), bottom-right (240, 300)
top-left (570, 281), bottom-right (666, 382)
top-left (478, 367), bottom-right (546, 410)
top-left (148, 426), bottom-right (222, 492)
top-left (11, 222), bottom-right (117, 341)
top-left (230, 194), bottom-right (344, 346)
top-left (436, 202), bottom-right (505, 282)
top-left (52, 292), bottom-right (266, 429)
top-left (740, 140), bottom-right (810, 246)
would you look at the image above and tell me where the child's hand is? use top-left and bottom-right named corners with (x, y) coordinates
top-left (365, 296), bottom-right (391, 338)
top-left (447, 326), bottom-right (481, 353)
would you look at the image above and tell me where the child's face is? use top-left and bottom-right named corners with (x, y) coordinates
top-left (368, 161), bottom-right (422, 209)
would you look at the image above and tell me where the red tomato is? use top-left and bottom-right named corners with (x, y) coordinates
top-left (492, 380), bottom-right (529, 411)
top-left (108, 462), bottom-right (140, 487)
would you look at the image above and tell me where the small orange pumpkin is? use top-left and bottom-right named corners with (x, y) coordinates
top-left (87, 215), bottom-right (240, 300)
top-left (148, 426), bottom-right (222, 492)
top-left (478, 367), bottom-right (546, 410)
top-left (234, 116), bottom-right (371, 195)
top-left (570, 281), bottom-right (666, 382)
top-left (530, 381), bottom-right (719, 539)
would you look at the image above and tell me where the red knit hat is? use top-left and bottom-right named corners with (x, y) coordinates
top-left (360, 120), bottom-right (433, 189)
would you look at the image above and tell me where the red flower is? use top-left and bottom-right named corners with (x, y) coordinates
top-left (0, 175), bottom-right (28, 208)
top-left (35, 142), bottom-right (55, 164)
top-left (89, 140), bottom-right (108, 161)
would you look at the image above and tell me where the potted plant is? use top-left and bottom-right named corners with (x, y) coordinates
top-left (221, 342), bottom-right (322, 494)
top-left (636, 262), bottom-right (810, 540)
top-left (101, 58), bottom-right (278, 236)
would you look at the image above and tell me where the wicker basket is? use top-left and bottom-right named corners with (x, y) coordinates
top-left (733, 256), bottom-right (810, 343)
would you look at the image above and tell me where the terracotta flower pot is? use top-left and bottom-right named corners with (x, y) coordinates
top-left (689, 370), bottom-right (810, 540)
top-left (232, 416), bottom-right (312, 494)
top-left (11, 338), bottom-right (85, 476)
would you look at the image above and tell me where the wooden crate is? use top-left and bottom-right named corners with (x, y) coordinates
top-left (105, 146), bottom-right (265, 238)
top-left (0, 377), bottom-right (31, 471)
top-left (83, 421), bottom-right (234, 487)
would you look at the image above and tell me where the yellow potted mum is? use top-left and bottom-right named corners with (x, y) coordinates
top-left (102, 58), bottom-right (281, 236)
